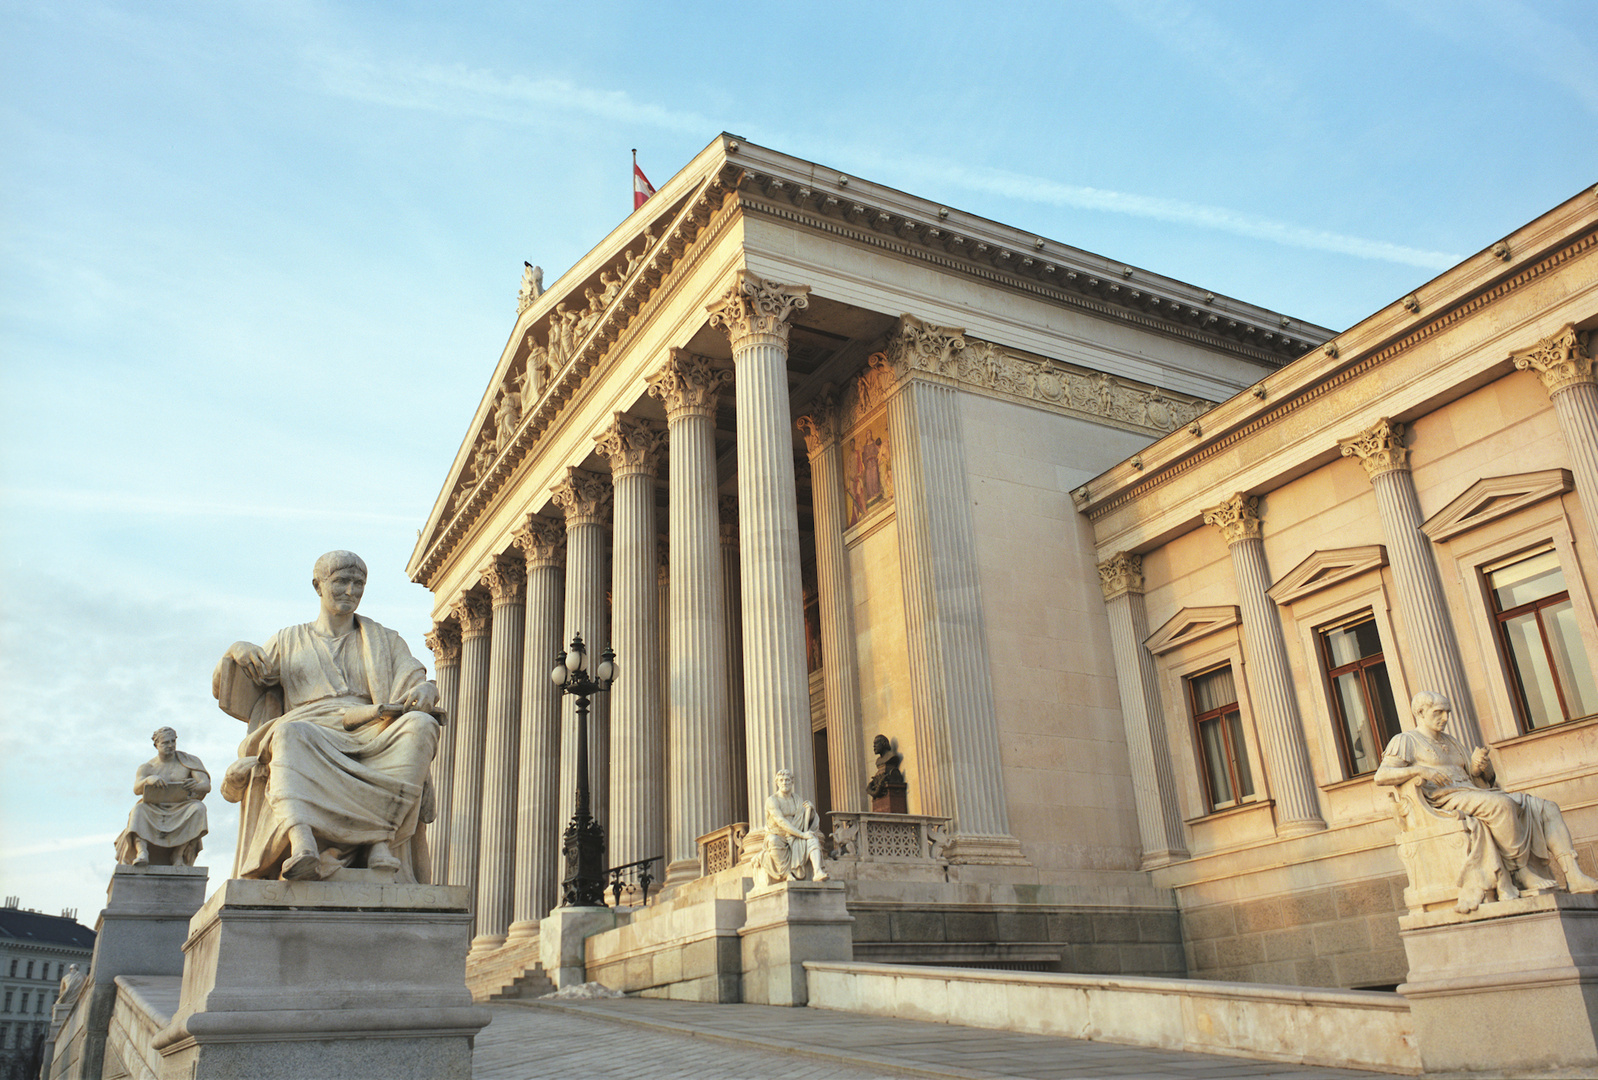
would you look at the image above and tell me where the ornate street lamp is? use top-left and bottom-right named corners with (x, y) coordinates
top-left (551, 632), bottom-right (616, 907)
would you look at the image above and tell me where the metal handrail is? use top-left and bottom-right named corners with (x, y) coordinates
top-left (606, 855), bottom-right (662, 907)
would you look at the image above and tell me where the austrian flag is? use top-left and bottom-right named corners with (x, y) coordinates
top-left (632, 150), bottom-right (656, 210)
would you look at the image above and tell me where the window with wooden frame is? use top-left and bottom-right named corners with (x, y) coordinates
top-left (1486, 548), bottom-right (1598, 731)
top-left (1317, 612), bottom-right (1402, 776)
top-left (1186, 665), bottom-right (1254, 810)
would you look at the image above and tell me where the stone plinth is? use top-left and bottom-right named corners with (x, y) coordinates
top-left (152, 879), bottom-right (488, 1080)
top-left (739, 880), bottom-right (852, 1007)
top-left (66, 864), bottom-right (208, 1080)
top-left (538, 905), bottom-right (618, 989)
top-left (585, 870), bottom-right (749, 1002)
top-left (1399, 892), bottom-right (1598, 1074)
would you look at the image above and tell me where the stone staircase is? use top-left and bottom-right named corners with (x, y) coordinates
top-left (493, 966), bottom-right (557, 1000)
top-left (465, 935), bottom-right (553, 1002)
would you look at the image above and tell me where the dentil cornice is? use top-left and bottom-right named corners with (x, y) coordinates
top-left (1512, 324), bottom-right (1593, 398)
top-left (706, 269), bottom-right (811, 351)
top-left (646, 349), bottom-right (731, 422)
top-left (1337, 417), bottom-right (1410, 480)
top-left (550, 467), bottom-right (613, 528)
top-left (1202, 493), bottom-right (1263, 546)
top-left (594, 413), bottom-right (666, 477)
top-left (1097, 552), bottom-right (1145, 601)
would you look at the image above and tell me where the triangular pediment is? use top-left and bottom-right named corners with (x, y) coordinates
top-left (1145, 605), bottom-right (1241, 655)
top-left (1422, 469), bottom-right (1574, 542)
top-left (1267, 545), bottom-right (1388, 605)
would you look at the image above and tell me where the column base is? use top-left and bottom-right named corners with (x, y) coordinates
top-left (663, 858), bottom-right (701, 889)
top-left (1277, 817), bottom-right (1329, 838)
top-left (739, 879), bottom-right (853, 1007)
top-left (1399, 891), bottom-right (1598, 1074)
top-left (537, 905), bottom-right (618, 988)
top-left (505, 919), bottom-right (541, 942)
top-left (469, 932), bottom-right (508, 956)
top-left (152, 879), bottom-right (488, 1080)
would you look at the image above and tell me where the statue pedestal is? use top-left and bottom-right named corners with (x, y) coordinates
top-left (871, 784), bottom-right (908, 814)
top-left (538, 905), bottom-right (617, 989)
top-left (1399, 891), bottom-right (1598, 1074)
top-left (152, 879), bottom-right (489, 1080)
top-left (739, 880), bottom-right (852, 1007)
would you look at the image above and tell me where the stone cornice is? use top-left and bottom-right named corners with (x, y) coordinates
top-left (1202, 493), bottom-right (1262, 546)
top-left (646, 348), bottom-right (731, 422)
top-left (1098, 552), bottom-right (1145, 601)
top-left (550, 467), bottom-right (613, 529)
top-left (1337, 417), bottom-right (1410, 480)
top-left (706, 270), bottom-right (811, 351)
top-left (594, 413), bottom-right (666, 478)
top-left (1512, 324), bottom-right (1593, 397)
top-left (513, 515), bottom-right (566, 570)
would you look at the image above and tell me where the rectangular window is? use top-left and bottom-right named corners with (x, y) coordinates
top-left (23, 962), bottom-right (31, 979)
top-left (1318, 613), bottom-right (1402, 775)
top-left (1188, 665), bottom-right (1254, 810)
top-left (17, 994), bottom-right (25, 1016)
top-left (1487, 549), bottom-right (1598, 730)
top-left (3, 990), bottom-right (11, 1013)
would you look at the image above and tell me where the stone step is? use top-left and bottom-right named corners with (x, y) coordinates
top-left (491, 965), bottom-right (557, 1000)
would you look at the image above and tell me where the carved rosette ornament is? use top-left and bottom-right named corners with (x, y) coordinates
top-left (705, 270), bottom-right (811, 351)
top-left (1338, 418), bottom-right (1410, 480)
top-left (451, 592), bottom-right (493, 639)
top-left (550, 467), bottom-right (613, 529)
top-left (513, 515), bottom-right (566, 570)
top-left (424, 622), bottom-right (461, 667)
top-left (795, 389), bottom-right (840, 457)
top-left (645, 349), bottom-right (731, 422)
top-left (594, 413), bottom-right (666, 479)
top-left (481, 555), bottom-right (527, 607)
top-left (718, 495), bottom-right (739, 546)
top-left (1512, 325), bottom-right (1594, 398)
top-left (1097, 552), bottom-right (1146, 601)
top-left (1202, 493), bottom-right (1264, 546)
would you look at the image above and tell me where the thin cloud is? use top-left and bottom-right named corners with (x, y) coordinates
top-left (1, 834), bottom-right (119, 859)
top-left (1106, 0), bottom-right (1303, 118)
top-left (3, 487), bottom-right (418, 524)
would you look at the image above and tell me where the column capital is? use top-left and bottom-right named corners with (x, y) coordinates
top-left (481, 554), bottom-right (527, 606)
top-left (1512, 324), bottom-right (1594, 398)
top-left (1098, 552), bottom-right (1145, 601)
top-left (719, 494), bottom-right (739, 546)
top-left (594, 412), bottom-right (666, 478)
top-left (451, 591), bottom-right (493, 638)
top-left (550, 467), bottom-right (613, 528)
top-left (1202, 493), bottom-right (1263, 546)
top-left (513, 515), bottom-right (566, 569)
top-left (705, 270), bottom-right (811, 351)
top-left (1338, 417), bottom-right (1410, 480)
top-left (795, 388), bottom-right (841, 457)
top-left (646, 348), bottom-right (731, 422)
top-left (425, 620), bottom-right (461, 666)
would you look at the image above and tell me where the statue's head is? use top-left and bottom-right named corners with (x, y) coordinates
top-left (312, 551), bottom-right (367, 615)
top-left (152, 727), bottom-right (177, 756)
top-left (1411, 690), bottom-right (1452, 733)
top-left (774, 768), bottom-right (794, 795)
top-left (872, 734), bottom-right (890, 755)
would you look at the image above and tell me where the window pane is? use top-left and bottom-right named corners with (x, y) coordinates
top-left (1504, 611), bottom-right (1563, 729)
top-left (1490, 550), bottom-right (1565, 610)
top-left (1324, 618), bottom-right (1382, 667)
top-left (1546, 600), bottom-right (1598, 719)
top-left (1366, 661), bottom-right (1403, 747)
top-left (1226, 711), bottom-right (1254, 797)
top-left (1333, 670), bottom-right (1380, 774)
top-left (1192, 667), bottom-right (1237, 714)
top-left (1199, 717), bottom-right (1234, 805)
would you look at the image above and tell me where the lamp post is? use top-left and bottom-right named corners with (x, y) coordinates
top-left (551, 632), bottom-right (616, 907)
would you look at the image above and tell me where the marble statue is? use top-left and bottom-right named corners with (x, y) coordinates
top-left (115, 727), bottom-right (209, 866)
top-left (517, 262), bottom-right (543, 313)
top-left (865, 734), bottom-right (905, 800)
top-left (1376, 690), bottom-right (1598, 912)
top-left (214, 551), bottom-right (441, 882)
top-left (753, 768), bottom-right (829, 884)
top-left (57, 964), bottom-right (85, 1008)
top-left (494, 387), bottom-right (521, 452)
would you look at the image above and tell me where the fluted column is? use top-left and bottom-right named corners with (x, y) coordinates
top-left (1202, 495), bottom-right (1325, 834)
top-left (798, 392), bottom-right (867, 813)
top-left (883, 355), bottom-right (1021, 860)
top-left (646, 350), bottom-right (734, 885)
top-left (707, 272), bottom-right (818, 825)
top-left (1518, 325), bottom-right (1598, 573)
top-left (551, 467), bottom-right (613, 838)
top-left (471, 556), bottom-right (525, 951)
top-left (719, 496), bottom-right (749, 825)
top-left (447, 592), bottom-right (492, 904)
top-left (1097, 553), bottom-right (1188, 866)
top-left (509, 517), bottom-right (565, 934)
top-left (424, 621), bottom-right (461, 885)
top-left (596, 414), bottom-right (667, 878)
top-left (1338, 418), bottom-right (1482, 748)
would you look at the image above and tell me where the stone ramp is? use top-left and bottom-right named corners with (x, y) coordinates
top-left (475, 998), bottom-right (1393, 1079)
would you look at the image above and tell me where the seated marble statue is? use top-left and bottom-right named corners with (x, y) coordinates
top-left (753, 768), bottom-right (829, 884)
top-left (214, 551), bottom-right (441, 882)
top-left (1376, 690), bottom-right (1598, 913)
top-left (115, 727), bottom-right (209, 866)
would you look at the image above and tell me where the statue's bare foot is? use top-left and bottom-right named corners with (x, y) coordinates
top-left (813, 869), bottom-right (830, 882)
top-left (1455, 883), bottom-right (1486, 914)
top-left (282, 851), bottom-right (320, 880)
top-left (1513, 867), bottom-right (1558, 891)
top-left (368, 842), bottom-right (401, 872)
top-left (1560, 856), bottom-right (1598, 894)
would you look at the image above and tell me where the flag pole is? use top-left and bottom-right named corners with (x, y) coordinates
top-left (632, 149), bottom-right (637, 211)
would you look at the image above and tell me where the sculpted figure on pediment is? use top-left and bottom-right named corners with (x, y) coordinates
top-left (599, 269), bottom-right (623, 305)
top-left (116, 727), bottom-right (210, 866)
top-left (468, 439), bottom-right (495, 486)
top-left (550, 303), bottom-right (577, 363)
top-left (494, 388), bottom-right (521, 453)
top-left (622, 247), bottom-right (642, 278)
top-left (517, 262), bottom-right (543, 314)
top-left (215, 551), bottom-right (441, 882)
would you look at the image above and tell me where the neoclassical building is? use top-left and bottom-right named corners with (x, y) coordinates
top-left (409, 133), bottom-right (1598, 989)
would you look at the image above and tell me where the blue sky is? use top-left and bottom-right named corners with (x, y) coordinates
top-left (2, 0), bottom-right (1594, 921)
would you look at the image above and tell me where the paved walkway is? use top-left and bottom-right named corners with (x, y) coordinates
top-left (473, 998), bottom-right (1391, 1080)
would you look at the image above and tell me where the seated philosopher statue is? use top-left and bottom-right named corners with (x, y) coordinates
top-left (214, 551), bottom-right (441, 882)
top-left (752, 768), bottom-right (829, 885)
top-left (1376, 690), bottom-right (1598, 913)
top-left (115, 727), bottom-right (209, 866)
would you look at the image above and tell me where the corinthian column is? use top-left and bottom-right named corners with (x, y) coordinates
top-left (1097, 553), bottom-right (1187, 866)
top-left (797, 392), bottom-right (867, 813)
top-left (551, 468), bottom-right (613, 838)
top-left (719, 495), bottom-right (749, 824)
top-left (510, 516), bottom-right (565, 935)
top-left (596, 413), bottom-right (667, 879)
top-left (1516, 326), bottom-right (1598, 573)
top-left (1201, 495), bottom-right (1324, 834)
top-left (1338, 418), bottom-right (1482, 748)
top-left (424, 621), bottom-right (461, 885)
top-left (646, 350), bottom-right (734, 885)
top-left (470, 555), bottom-right (525, 952)
top-left (707, 272), bottom-right (818, 824)
top-left (447, 591), bottom-right (492, 907)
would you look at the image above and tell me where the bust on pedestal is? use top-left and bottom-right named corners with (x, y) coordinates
top-left (865, 734), bottom-right (907, 814)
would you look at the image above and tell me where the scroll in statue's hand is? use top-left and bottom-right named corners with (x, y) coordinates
top-left (398, 682), bottom-right (440, 714)
top-left (340, 703), bottom-right (385, 730)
